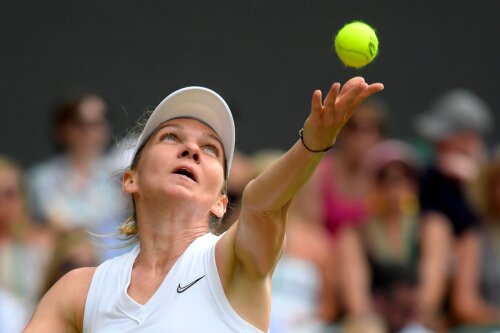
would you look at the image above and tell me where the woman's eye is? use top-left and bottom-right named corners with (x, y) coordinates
top-left (160, 133), bottom-right (178, 142)
top-left (202, 145), bottom-right (218, 156)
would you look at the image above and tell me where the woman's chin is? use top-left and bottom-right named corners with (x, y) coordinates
top-left (155, 184), bottom-right (199, 202)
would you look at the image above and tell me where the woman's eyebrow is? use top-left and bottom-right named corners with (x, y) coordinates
top-left (156, 122), bottom-right (222, 148)
top-left (157, 123), bottom-right (182, 131)
top-left (203, 132), bottom-right (223, 148)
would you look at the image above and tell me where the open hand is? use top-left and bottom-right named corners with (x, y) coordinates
top-left (302, 77), bottom-right (384, 151)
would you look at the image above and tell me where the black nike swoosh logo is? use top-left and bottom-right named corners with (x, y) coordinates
top-left (176, 275), bottom-right (205, 293)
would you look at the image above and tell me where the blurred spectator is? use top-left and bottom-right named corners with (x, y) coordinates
top-left (0, 287), bottom-right (28, 333)
top-left (39, 228), bottom-right (98, 296)
top-left (312, 97), bottom-right (386, 238)
top-left (339, 140), bottom-right (423, 333)
top-left (218, 150), bottom-right (255, 233)
top-left (0, 156), bottom-right (54, 312)
top-left (96, 133), bottom-right (138, 260)
top-left (414, 89), bottom-right (493, 330)
top-left (253, 150), bottom-right (336, 333)
top-left (449, 158), bottom-right (500, 329)
top-left (363, 140), bottom-right (421, 268)
top-left (26, 93), bottom-right (126, 234)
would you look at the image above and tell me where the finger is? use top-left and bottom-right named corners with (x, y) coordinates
top-left (324, 83), bottom-right (341, 110)
top-left (339, 76), bottom-right (365, 94)
top-left (336, 81), bottom-right (367, 122)
top-left (339, 80), bottom-right (366, 106)
top-left (351, 83), bottom-right (384, 108)
top-left (365, 82), bottom-right (384, 96)
top-left (311, 90), bottom-right (323, 115)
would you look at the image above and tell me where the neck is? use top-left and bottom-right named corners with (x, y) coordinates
top-left (0, 221), bottom-right (15, 243)
top-left (338, 150), bottom-right (363, 171)
top-left (134, 199), bottom-right (209, 272)
top-left (380, 204), bottom-right (402, 221)
top-left (69, 152), bottom-right (96, 175)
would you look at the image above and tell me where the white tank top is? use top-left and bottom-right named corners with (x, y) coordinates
top-left (83, 233), bottom-right (264, 333)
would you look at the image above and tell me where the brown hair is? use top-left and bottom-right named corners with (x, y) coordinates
top-left (348, 97), bottom-right (388, 136)
top-left (52, 93), bottom-right (108, 150)
top-left (0, 156), bottom-right (30, 239)
top-left (40, 228), bottom-right (97, 296)
top-left (471, 159), bottom-right (500, 221)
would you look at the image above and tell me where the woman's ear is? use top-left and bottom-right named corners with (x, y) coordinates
top-left (123, 169), bottom-right (138, 194)
top-left (211, 194), bottom-right (228, 219)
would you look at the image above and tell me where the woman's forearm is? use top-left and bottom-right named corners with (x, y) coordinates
top-left (242, 139), bottom-right (325, 214)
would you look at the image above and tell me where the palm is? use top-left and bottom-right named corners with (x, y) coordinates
top-left (302, 76), bottom-right (384, 151)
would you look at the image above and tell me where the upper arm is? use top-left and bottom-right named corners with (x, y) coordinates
top-left (223, 164), bottom-right (325, 279)
top-left (24, 267), bottom-right (95, 333)
top-left (238, 206), bottom-right (288, 272)
top-left (218, 196), bottom-right (288, 281)
top-left (217, 161), bottom-right (327, 280)
top-left (338, 227), bottom-right (371, 315)
top-left (418, 212), bottom-right (454, 322)
top-left (214, 205), bottom-right (287, 331)
top-left (419, 212), bottom-right (454, 275)
top-left (452, 231), bottom-right (481, 308)
top-left (451, 231), bottom-right (500, 323)
top-left (217, 141), bottom-right (325, 280)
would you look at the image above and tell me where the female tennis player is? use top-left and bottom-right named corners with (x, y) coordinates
top-left (24, 76), bottom-right (383, 332)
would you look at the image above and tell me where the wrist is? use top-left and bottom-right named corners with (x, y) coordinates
top-left (299, 128), bottom-right (335, 153)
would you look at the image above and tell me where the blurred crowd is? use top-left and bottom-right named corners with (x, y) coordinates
top-left (1, 88), bottom-right (500, 333)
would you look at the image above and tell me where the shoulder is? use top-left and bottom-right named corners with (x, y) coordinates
top-left (420, 166), bottom-right (448, 187)
top-left (50, 267), bottom-right (96, 316)
top-left (24, 224), bottom-right (56, 248)
top-left (26, 156), bottom-right (66, 182)
top-left (60, 266), bottom-right (97, 288)
top-left (25, 267), bottom-right (96, 332)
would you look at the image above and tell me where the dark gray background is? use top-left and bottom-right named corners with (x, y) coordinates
top-left (1, 1), bottom-right (498, 167)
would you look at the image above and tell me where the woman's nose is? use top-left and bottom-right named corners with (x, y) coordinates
top-left (180, 146), bottom-right (200, 162)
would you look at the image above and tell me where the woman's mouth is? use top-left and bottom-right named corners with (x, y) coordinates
top-left (173, 167), bottom-right (197, 182)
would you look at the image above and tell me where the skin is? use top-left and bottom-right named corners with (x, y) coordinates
top-left (0, 168), bottom-right (23, 234)
top-left (451, 172), bottom-right (500, 325)
top-left (24, 76), bottom-right (383, 332)
top-left (417, 213), bottom-right (452, 326)
top-left (61, 96), bottom-right (109, 161)
top-left (338, 226), bottom-right (372, 316)
top-left (0, 165), bottom-right (53, 251)
top-left (46, 96), bottom-right (110, 230)
top-left (321, 103), bottom-right (383, 205)
top-left (338, 163), bottom-right (419, 321)
top-left (276, 169), bottom-right (338, 321)
top-left (452, 231), bottom-right (500, 324)
top-left (437, 130), bottom-right (486, 182)
top-left (417, 129), bottom-right (488, 329)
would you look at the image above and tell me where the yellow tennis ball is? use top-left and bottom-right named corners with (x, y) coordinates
top-left (334, 21), bottom-right (379, 68)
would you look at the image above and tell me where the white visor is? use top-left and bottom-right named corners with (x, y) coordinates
top-left (132, 86), bottom-right (235, 175)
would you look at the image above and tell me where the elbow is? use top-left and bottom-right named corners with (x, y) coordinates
top-left (241, 179), bottom-right (288, 217)
top-left (451, 295), bottom-right (489, 325)
top-left (241, 179), bottom-right (269, 214)
top-left (452, 298), bottom-right (472, 323)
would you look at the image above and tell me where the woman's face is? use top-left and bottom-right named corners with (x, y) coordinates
top-left (61, 96), bottom-right (109, 158)
top-left (125, 118), bottom-right (227, 218)
top-left (377, 162), bottom-right (416, 209)
top-left (0, 167), bottom-right (23, 227)
top-left (339, 107), bottom-right (381, 158)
